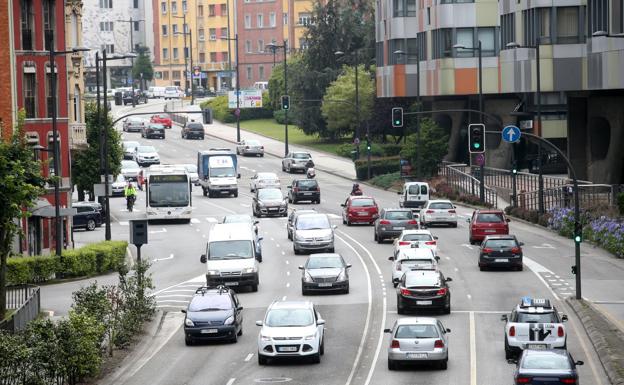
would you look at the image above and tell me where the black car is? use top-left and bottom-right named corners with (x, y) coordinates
top-left (479, 235), bottom-right (524, 271)
top-left (181, 286), bottom-right (244, 345)
top-left (252, 188), bottom-right (288, 217)
top-left (122, 90), bottom-right (147, 105)
top-left (510, 349), bottom-right (583, 385)
top-left (181, 121), bottom-right (205, 139)
top-left (141, 123), bottom-right (166, 139)
top-left (396, 270), bottom-right (452, 314)
top-left (72, 203), bottom-right (103, 231)
top-left (299, 253), bottom-right (351, 295)
top-left (287, 179), bottom-right (320, 204)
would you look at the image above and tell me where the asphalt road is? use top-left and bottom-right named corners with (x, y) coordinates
top-left (44, 99), bottom-right (618, 385)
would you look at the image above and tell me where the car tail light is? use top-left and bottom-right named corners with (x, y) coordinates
top-left (260, 146), bottom-right (264, 149)
top-left (316, 187), bottom-right (320, 192)
top-left (390, 340), bottom-right (400, 349)
top-left (293, 187), bottom-right (299, 192)
top-left (434, 339), bottom-right (444, 348)
top-left (400, 288), bottom-right (411, 296)
top-left (515, 378), bottom-right (530, 384)
top-left (399, 241), bottom-right (411, 246)
top-left (426, 210), bottom-right (435, 214)
top-left (558, 326), bottom-right (565, 338)
top-left (436, 288), bottom-right (447, 296)
top-left (482, 248), bottom-right (493, 253)
top-left (511, 247), bottom-right (521, 254)
top-left (425, 241), bottom-right (437, 245)
top-left (379, 220), bottom-right (391, 225)
top-left (509, 326), bottom-right (515, 337)
top-left (561, 379), bottom-right (576, 384)
top-left (448, 210), bottom-right (456, 213)
top-left (407, 220), bottom-right (418, 225)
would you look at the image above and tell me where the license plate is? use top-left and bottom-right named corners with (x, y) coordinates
top-left (303, 192), bottom-right (312, 195)
top-left (358, 212), bottom-right (368, 216)
top-left (224, 282), bottom-right (239, 286)
top-left (201, 329), bottom-right (218, 334)
top-left (269, 208), bottom-right (278, 211)
top-left (484, 229), bottom-right (497, 233)
top-left (318, 283), bottom-right (332, 287)
top-left (527, 344), bottom-right (547, 349)
top-left (416, 300), bottom-right (432, 305)
top-left (278, 346), bottom-right (298, 352)
top-left (394, 226), bottom-right (405, 230)
top-left (407, 353), bottom-right (428, 359)
top-left (495, 258), bottom-right (509, 263)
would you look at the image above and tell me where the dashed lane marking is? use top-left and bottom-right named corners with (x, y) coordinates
top-left (244, 354), bottom-right (253, 362)
top-left (190, 218), bottom-right (200, 224)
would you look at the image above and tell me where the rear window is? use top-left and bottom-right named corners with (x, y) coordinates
top-left (296, 180), bottom-right (318, 187)
top-left (292, 153), bottom-right (311, 159)
top-left (402, 233), bottom-right (433, 242)
top-left (476, 213), bottom-right (504, 223)
top-left (483, 239), bottom-right (517, 248)
top-left (385, 210), bottom-right (413, 220)
top-left (521, 354), bottom-right (570, 370)
top-left (405, 272), bottom-right (440, 287)
top-left (351, 198), bottom-right (375, 207)
top-left (395, 324), bottom-right (439, 338)
top-left (429, 202), bottom-right (453, 209)
top-left (516, 312), bottom-right (559, 323)
top-left (400, 259), bottom-right (435, 269)
top-left (189, 295), bottom-right (233, 311)
top-left (408, 185), bottom-right (428, 195)
top-left (187, 123), bottom-right (203, 129)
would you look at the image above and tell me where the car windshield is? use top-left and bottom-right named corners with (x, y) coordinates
top-left (395, 324), bottom-right (439, 338)
top-left (516, 312), bottom-right (559, 323)
top-left (484, 239), bottom-right (517, 248)
top-left (184, 164), bottom-right (197, 173)
top-left (223, 215), bottom-right (252, 224)
top-left (122, 160), bottom-right (139, 169)
top-left (429, 202), bottom-right (454, 209)
top-left (149, 124), bottom-right (165, 129)
top-left (385, 211), bottom-right (413, 220)
top-left (115, 175), bottom-right (125, 183)
top-left (477, 213), bottom-right (504, 223)
top-left (155, 114), bottom-right (169, 119)
top-left (258, 189), bottom-right (282, 200)
top-left (257, 173), bottom-right (277, 180)
top-left (351, 199), bottom-right (375, 207)
top-left (292, 153), bottom-right (311, 159)
top-left (208, 240), bottom-right (253, 259)
top-left (188, 295), bottom-right (232, 311)
top-left (521, 354), bottom-right (570, 370)
top-left (137, 146), bottom-right (156, 153)
top-left (307, 256), bottom-right (343, 269)
top-left (247, 140), bottom-right (260, 146)
top-left (402, 233), bottom-right (433, 242)
top-left (265, 308), bottom-right (314, 327)
top-left (296, 215), bottom-right (329, 230)
top-left (405, 272), bottom-right (440, 287)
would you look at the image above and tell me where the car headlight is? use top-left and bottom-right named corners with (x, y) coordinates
top-left (337, 271), bottom-right (347, 282)
top-left (257, 201), bottom-right (265, 207)
top-left (295, 234), bottom-right (305, 242)
top-left (260, 334), bottom-right (271, 341)
top-left (243, 267), bottom-right (256, 274)
top-left (304, 333), bottom-right (317, 340)
top-left (320, 235), bottom-right (333, 242)
top-left (207, 270), bottom-right (219, 276)
top-left (185, 318), bottom-right (195, 327)
top-left (303, 272), bottom-right (313, 283)
top-left (224, 316), bottom-right (234, 325)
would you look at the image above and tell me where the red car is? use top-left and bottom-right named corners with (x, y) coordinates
top-left (341, 196), bottom-right (379, 225)
top-left (468, 209), bottom-right (510, 244)
top-left (150, 113), bottom-right (172, 129)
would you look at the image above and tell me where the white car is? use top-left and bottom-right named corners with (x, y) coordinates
top-left (250, 172), bottom-right (280, 192)
top-left (164, 86), bottom-right (183, 99)
top-left (122, 140), bottom-right (140, 160)
top-left (256, 300), bottom-right (325, 365)
top-left (121, 160), bottom-right (141, 181)
top-left (389, 248), bottom-right (439, 286)
top-left (420, 200), bottom-right (458, 227)
top-left (133, 145), bottom-right (160, 167)
top-left (236, 139), bottom-right (264, 156)
top-left (182, 164), bottom-right (199, 185)
top-left (392, 229), bottom-right (438, 257)
top-left (111, 174), bottom-right (127, 197)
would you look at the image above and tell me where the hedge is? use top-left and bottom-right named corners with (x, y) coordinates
top-left (201, 94), bottom-right (273, 123)
top-left (337, 143), bottom-right (403, 158)
top-left (6, 241), bottom-right (128, 285)
top-left (354, 156), bottom-right (400, 180)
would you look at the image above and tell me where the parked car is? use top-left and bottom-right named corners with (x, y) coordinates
top-left (510, 349), bottom-right (583, 384)
top-left (181, 121), bottom-right (205, 139)
top-left (164, 86), bottom-right (183, 99)
top-left (341, 196), bottom-right (379, 226)
top-left (420, 200), bottom-right (458, 227)
top-left (374, 208), bottom-right (419, 243)
top-left (150, 113), bottom-right (172, 129)
top-left (479, 235), bottom-right (524, 271)
top-left (468, 209), bottom-right (510, 244)
top-left (122, 140), bottom-right (140, 160)
top-left (299, 253), bottom-right (351, 295)
top-left (396, 269), bottom-right (452, 314)
top-left (287, 209), bottom-right (317, 240)
top-left (385, 317), bottom-right (450, 370)
top-left (252, 188), bottom-right (288, 217)
top-left (282, 151), bottom-right (312, 173)
top-left (181, 286), bottom-right (244, 345)
top-left (122, 117), bottom-right (145, 132)
top-left (133, 145), bottom-right (160, 167)
top-left (72, 203), bottom-right (103, 231)
top-left (287, 179), bottom-right (320, 204)
top-left (111, 174), bottom-right (127, 197)
top-left (141, 123), bottom-right (166, 139)
top-left (236, 139), bottom-right (264, 157)
top-left (292, 213), bottom-right (336, 255)
top-left (250, 172), bottom-right (280, 192)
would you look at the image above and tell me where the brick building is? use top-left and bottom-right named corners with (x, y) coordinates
top-left (0, 0), bottom-right (17, 137)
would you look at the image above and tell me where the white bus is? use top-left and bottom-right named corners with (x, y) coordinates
top-left (146, 165), bottom-right (193, 222)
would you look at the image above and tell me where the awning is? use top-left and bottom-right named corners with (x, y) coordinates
top-left (30, 199), bottom-right (76, 218)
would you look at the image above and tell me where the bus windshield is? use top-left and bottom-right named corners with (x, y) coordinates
top-left (149, 180), bottom-right (190, 207)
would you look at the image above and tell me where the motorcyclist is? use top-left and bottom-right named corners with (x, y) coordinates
top-left (124, 181), bottom-right (137, 211)
top-left (350, 183), bottom-right (363, 196)
top-left (306, 167), bottom-right (316, 178)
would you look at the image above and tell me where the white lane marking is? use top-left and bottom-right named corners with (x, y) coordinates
top-left (470, 311), bottom-right (477, 385)
top-left (327, 214), bottom-right (341, 219)
top-left (270, 237), bottom-right (275, 241)
top-left (276, 244), bottom-right (280, 248)
top-left (149, 228), bottom-right (167, 234)
top-left (286, 283), bottom-right (290, 288)
top-left (532, 243), bottom-right (555, 249)
top-left (240, 203), bottom-right (250, 208)
top-left (462, 244), bottom-right (474, 250)
top-left (205, 217), bottom-right (218, 223)
top-left (244, 353), bottom-right (253, 362)
top-left (467, 294), bottom-right (472, 299)
top-left (119, 221), bottom-right (129, 226)
top-left (286, 271), bottom-right (290, 276)
top-left (454, 268), bottom-right (459, 272)
top-left (196, 228), bottom-right (200, 232)
top-left (226, 378), bottom-right (236, 385)
top-left (523, 257), bottom-right (560, 301)
top-left (281, 251), bottom-right (285, 256)
top-left (151, 274), bottom-right (205, 296)
top-left (285, 260), bottom-right (289, 265)
top-left (282, 296), bottom-right (287, 301)
top-left (153, 253), bottom-right (174, 262)
top-left (190, 218), bottom-right (200, 224)
top-left (445, 256), bottom-right (450, 260)
top-left (156, 294), bottom-right (193, 298)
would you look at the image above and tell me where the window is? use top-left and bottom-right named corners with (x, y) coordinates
top-left (172, 24), bottom-right (179, 34)
top-left (222, 52), bottom-right (228, 62)
top-left (440, 0), bottom-right (473, 3)
top-left (182, 0), bottom-right (187, 12)
top-left (614, 0), bottom-right (624, 33)
top-left (209, 28), bottom-right (217, 40)
top-left (259, 65), bottom-right (265, 79)
top-left (501, 13), bottom-right (515, 49)
top-left (162, 71), bottom-right (169, 80)
top-left (198, 28), bottom-right (204, 40)
top-left (523, 7), bottom-right (552, 45)
top-left (245, 40), bottom-right (252, 53)
top-left (284, 12), bottom-right (288, 25)
top-left (23, 68), bottom-right (36, 118)
top-left (404, 34), bottom-right (425, 63)
top-left (198, 4), bottom-right (203, 16)
top-left (162, 25), bottom-right (168, 36)
top-left (163, 48), bottom-right (169, 59)
top-left (427, 7), bottom-right (431, 24)
top-left (588, 0), bottom-right (608, 34)
top-left (161, 1), bottom-right (166, 13)
top-left (46, 65), bottom-right (57, 118)
top-left (478, 27), bottom-right (496, 56)
top-left (101, 44), bottom-right (114, 53)
top-left (393, 0), bottom-right (416, 17)
top-left (21, 0), bottom-right (34, 50)
top-left (184, 23), bottom-right (189, 33)
top-left (246, 66), bottom-right (252, 80)
top-left (209, 4), bottom-right (216, 16)
top-left (100, 21), bottom-right (114, 32)
top-left (221, 4), bottom-right (227, 16)
top-left (173, 47), bottom-right (179, 59)
top-left (376, 41), bottom-right (384, 67)
top-left (42, 0), bottom-right (55, 50)
top-left (221, 27), bottom-right (228, 39)
top-left (210, 52), bottom-right (217, 62)
top-left (99, 0), bottom-right (112, 8)
top-left (184, 47), bottom-right (189, 58)
top-left (70, 13), bottom-right (78, 47)
top-left (456, 28), bottom-right (474, 57)
top-left (270, 12), bottom-right (276, 27)
top-left (199, 52), bottom-right (206, 63)
top-left (432, 28), bottom-right (452, 59)
top-left (245, 14), bottom-right (251, 28)
top-left (47, 133), bottom-right (60, 176)
top-left (557, 7), bottom-right (580, 43)
top-left (299, 38), bottom-right (309, 50)
top-left (298, 13), bottom-right (312, 25)
top-left (389, 39), bottom-right (405, 65)
top-left (133, 0), bottom-right (138, 8)
top-left (171, 1), bottom-right (177, 13)
top-left (257, 14), bottom-right (264, 28)
top-left (134, 21), bottom-right (140, 31)
top-left (172, 70), bottom-right (181, 79)
top-left (258, 39), bottom-right (264, 52)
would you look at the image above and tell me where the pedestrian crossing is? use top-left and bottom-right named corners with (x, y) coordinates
top-left (154, 277), bottom-right (206, 310)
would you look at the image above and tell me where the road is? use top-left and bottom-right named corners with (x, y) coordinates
top-left (48, 99), bottom-right (617, 385)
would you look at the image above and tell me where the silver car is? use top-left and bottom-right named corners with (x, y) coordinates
top-left (122, 117), bottom-right (146, 132)
top-left (236, 139), bottom-right (264, 156)
top-left (111, 174), bottom-right (127, 197)
top-left (182, 164), bottom-right (199, 185)
top-left (293, 213), bottom-right (336, 254)
top-left (385, 317), bottom-right (450, 370)
top-left (388, 248), bottom-right (439, 287)
top-left (282, 151), bottom-right (312, 173)
top-left (299, 253), bottom-right (351, 295)
top-left (287, 209), bottom-right (317, 240)
top-left (121, 160), bottom-right (141, 181)
top-left (122, 141), bottom-right (140, 160)
top-left (374, 208), bottom-right (419, 243)
top-left (133, 145), bottom-right (160, 167)
top-left (250, 172), bottom-right (280, 192)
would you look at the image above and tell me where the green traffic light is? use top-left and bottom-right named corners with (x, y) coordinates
top-left (574, 235), bottom-right (582, 243)
top-left (473, 143), bottom-right (481, 149)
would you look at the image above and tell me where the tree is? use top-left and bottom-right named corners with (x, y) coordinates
top-left (131, 46), bottom-right (154, 90)
top-left (71, 103), bottom-right (123, 201)
top-left (321, 64), bottom-right (375, 139)
top-left (400, 118), bottom-right (450, 177)
top-left (0, 111), bottom-right (47, 320)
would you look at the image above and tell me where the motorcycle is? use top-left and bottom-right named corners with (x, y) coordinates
top-left (126, 195), bottom-right (136, 212)
top-left (350, 189), bottom-right (363, 196)
top-left (306, 167), bottom-right (316, 179)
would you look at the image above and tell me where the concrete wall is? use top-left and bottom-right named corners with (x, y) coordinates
top-left (586, 96), bottom-right (624, 184)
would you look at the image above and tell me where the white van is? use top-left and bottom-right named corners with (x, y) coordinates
top-left (200, 223), bottom-right (262, 291)
top-left (147, 86), bottom-right (166, 98)
top-left (397, 181), bottom-right (430, 209)
top-left (164, 86), bottom-right (183, 99)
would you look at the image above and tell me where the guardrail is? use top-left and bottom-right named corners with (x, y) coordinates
top-left (164, 100), bottom-right (189, 126)
top-left (517, 184), bottom-right (617, 211)
top-left (470, 165), bottom-right (579, 193)
top-left (439, 162), bottom-right (499, 208)
top-left (0, 284), bottom-right (41, 332)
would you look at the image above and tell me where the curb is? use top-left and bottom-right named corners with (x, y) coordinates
top-left (565, 297), bottom-right (624, 385)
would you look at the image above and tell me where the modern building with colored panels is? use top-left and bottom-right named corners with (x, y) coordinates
top-left (376, 0), bottom-right (624, 184)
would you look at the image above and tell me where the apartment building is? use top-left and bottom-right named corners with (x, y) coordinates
top-left (376, 0), bottom-right (624, 184)
top-left (65, 0), bottom-right (88, 150)
top-left (0, 0), bottom-right (17, 138)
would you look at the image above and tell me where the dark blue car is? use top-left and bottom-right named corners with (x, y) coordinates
top-left (511, 349), bottom-right (584, 384)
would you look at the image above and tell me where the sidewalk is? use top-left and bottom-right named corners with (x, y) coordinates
top-left (180, 103), bottom-right (357, 180)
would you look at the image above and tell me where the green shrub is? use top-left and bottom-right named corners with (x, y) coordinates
top-left (59, 249), bottom-right (97, 278)
top-left (6, 255), bottom-right (59, 284)
top-left (201, 94), bottom-right (273, 123)
top-left (354, 156), bottom-right (400, 180)
top-left (81, 241), bottom-right (127, 273)
top-left (369, 172), bottom-right (401, 189)
top-left (379, 143), bottom-right (403, 156)
top-left (273, 109), bottom-right (297, 124)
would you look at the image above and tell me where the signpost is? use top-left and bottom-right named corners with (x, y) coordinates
top-left (228, 90), bottom-right (263, 108)
top-left (502, 125), bottom-right (521, 143)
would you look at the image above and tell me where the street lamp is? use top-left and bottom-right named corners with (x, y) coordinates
top-left (175, 28), bottom-right (195, 105)
top-left (173, 14), bottom-right (193, 105)
top-left (266, 41), bottom-right (289, 156)
top-left (221, 34), bottom-right (240, 142)
top-left (47, 36), bottom-right (89, 256)
top-left (95, 51), bottom-right (137, 241)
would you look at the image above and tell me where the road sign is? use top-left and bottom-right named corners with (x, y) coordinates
top-left (228, 90), bottom-right (263, 108)
top-left (502, 125), bottom-right (521, 143)
top-left (474, 153), bottom-right (485, 167)
top-left (353, 138), bottom-right (360, 146)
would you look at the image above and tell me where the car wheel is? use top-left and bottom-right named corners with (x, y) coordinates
top-left (388, 359), bottom-right (397, 371)
top-left (201, 136), bottom-right (205, 140)
top-left (185, 336), bottom-right (194, 346)
top-left (86, 219), bottom-right (96, 231)
top-left (236, 148), bottom-right (240, 155)
top-left (310, 352), bottom-right (321, 364)
top-left (316, 199), bottom-right (321, 204)
top-left (469, 238), bottom-right (475, 245)
top-left (293, 246), bottom-right (300, 255)
top-left (258, 353), bottom-right (268, 365)
top-left (479, 265), bottom-right (486, 272)
top-left (233, 191), bottom-right (238, 197)
top-left (346, 219), bottom-right (352, 226)
top-left (343, 285), bottom-right (349, 294)
top-left (282, 163), bottom-right (286, 171)
top-left (237, 325), bottom-right (243, 336)
top-left (301, 287), bottom-right (307, 296)
top-left (450, 222), bottom-right (457, 228)
top-left (439, 359), bottom-right (448, 370)
top-left (397, 296), bottom-right (405, 315)
top-left (288, 196), bottom-right (292, 203)
top-left (516, 265), bottom-right (523, 271)
top-left (292, 198), bottom-right (297, 204)
top-left (374, 232), bottom-right (378, 242)
top-left (287, 231), bottom-right (292, 241)
top-left (230, 331), bottom-right (238, 343)
top-left (251, 284), bottom-right (258, 292)
top-left (504, 339), bottom-right (513, 360)
top-left (202, 188), bottom-right (207, 197)
top-left (320, 338), bottom-right (325, 355)
top-left (287, 164), bottom-right (292, 173)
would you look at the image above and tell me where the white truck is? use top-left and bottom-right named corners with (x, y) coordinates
top-left (197, 149), bottom-right (240, 197)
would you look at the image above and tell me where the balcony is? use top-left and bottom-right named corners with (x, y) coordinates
top-left (69, 122), bottom-right (88, 149)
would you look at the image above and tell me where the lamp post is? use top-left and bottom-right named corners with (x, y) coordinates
top-left (173, 13), bottom-right (193, 104)
top-left (117, 17), bottom-right (145, 107)
top-left (47, 35), bottom-right (89, 256)
top-left (394, 49), bottom-right (421, 178)
top-left (266, 41), bottom-right (289, 155)
top-left (175, 27), bottom-right (195, 105)
top-left (221, 34), bottom-right (240, 142)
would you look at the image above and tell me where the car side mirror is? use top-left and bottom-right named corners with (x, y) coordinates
top-left (519, 242), bottom-right (525, 246)
top-left (258, 237), bottom-right (264, 241)
top-left (434, 236), bottom-right (439, 240)
top-left (237, 306), bottom-right (243, 311)
top-left (255, 320), bottom-right (263, 326)
top-left (181, 309), bottom-right (187, 313)
top-left (388, 256), bottom-right (395, 261)
top-left (445, 328), bottom-right (451, 333)
top-left (254, 220), bottom-right (259, 225)
top-left (346, 264), bottom-right (352, 268)
top-left (317, 319), bottom-right (325, 325)
top-left (445, 277), bottom-right (453, 282)
top-left (237, 173), bottom-right (241, 179)
top-left (506, 218), bottom-right (511, 222)
top-left (384, 328), bottom-right (392, 333)
top-left (298, 266), bottom-right (304, 270)
top-left (340, 204), bottom-right (345, 207)
top-left (435, 256), bottom-right (440, 261)
top-left (453, 205), bottom-right (457, 209)
top-left (501, 314), bottom-right (508, 321)
top-left (561, 314), bottom-right (568, 322)
top-left (396, 191), bottom-right (401, 195)
top-left (507, 358), bottom-right (518, 365)
top-left (200, 254), bottom-right (207, 263)
top-left (575, 360), bottom-right (584, 366)
top-left (466, 218), bottom-right (471, 222)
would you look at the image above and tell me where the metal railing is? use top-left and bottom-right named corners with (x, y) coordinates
top-left (470, 165), bottom-right (578, 193)
top-left (439, 162), bottom-right (499, 208)
top-left (517, 184), bottom-right (617, 212)
top-left (0, 285), bottom-right (41, 332)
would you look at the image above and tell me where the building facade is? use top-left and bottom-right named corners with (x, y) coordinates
top-left (65, 0), bottom-right (88, 150)
top-left (0, 0), bottom-right (17, 138)
top-left (376, 0), bottom-right (624, 184)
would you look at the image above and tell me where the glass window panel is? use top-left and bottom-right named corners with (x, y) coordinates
top-left (456, 28), bottom-right (474, 57)
top-left (406, 0), bottom-right (416, 16)
top-left (478, 27), bottom-right (496, 56)
top-left (557, 7), bottom-right (579, 43)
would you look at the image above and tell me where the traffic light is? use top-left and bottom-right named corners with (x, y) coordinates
top-left (366, 135), bottom-right (371, 151)
top-left (574, 221), bottom-right (583, 243)
top-left (202, 108), bottom-right (213, 124)
top-left (281, 95), bottom-right (290, 110)
top-left (468, 124), bottom-right (485, 154)
top-left (391, 107), bottom-right (403, 128)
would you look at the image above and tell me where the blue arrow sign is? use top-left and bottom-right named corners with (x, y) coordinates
top-left (502, 125), bottom-right (521, 143)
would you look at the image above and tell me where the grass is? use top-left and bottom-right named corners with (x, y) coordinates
top-left (234, 119), bottom-right (349, 156)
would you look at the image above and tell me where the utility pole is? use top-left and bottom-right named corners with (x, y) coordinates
top-left (117, 17), bottom-right (144, 106)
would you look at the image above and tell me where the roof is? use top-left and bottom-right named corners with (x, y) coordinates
top-left (308, 253), bottom-right (341, 259)
top-left (400, 229), bottom-right (432, 235)
top-left (397, 248), bottom-right (435, 259)
top-left (257, 172), bottom-right (278, 178)
top-left (475, 209), bottom-right (505, 214)
top-left (404, 269), bottom-right (439, 278)
top-left (483, 234), bottom-right (517, 240)
top-left (348, 195), bottom-right (374, 200)
top-left (269, 300), bottom-right (313, 310)
top-left (209, 223), bottom-right (255, 240)
top-left (427, 199), bottom-right (453, 203)
top-left (516, 297), bottom-right (554, 312)
top-left (395, 317), bottom-right (439, 326)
